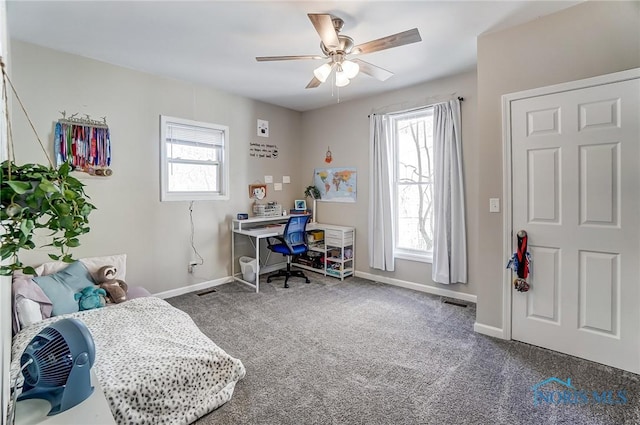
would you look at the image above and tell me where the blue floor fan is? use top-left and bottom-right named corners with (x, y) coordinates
top-left (17, 318), bottom-right (96, 415)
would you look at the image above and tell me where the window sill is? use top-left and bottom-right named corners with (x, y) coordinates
top-left (161, 193), bottom-right (229, 202)
top-left (394, 251), bottom-right (432, 264)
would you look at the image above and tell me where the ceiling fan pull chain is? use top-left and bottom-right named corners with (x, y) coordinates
top-left (331, 72), bottom-right (335, 97)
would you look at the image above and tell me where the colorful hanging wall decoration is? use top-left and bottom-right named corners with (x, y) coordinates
top-left (324, 146), bottom-right (333, 163)
top-left (55, 112), bottom-right (112, 176)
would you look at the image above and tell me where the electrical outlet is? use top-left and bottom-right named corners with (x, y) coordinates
top-left (188, 261), bottom-right (198, 273)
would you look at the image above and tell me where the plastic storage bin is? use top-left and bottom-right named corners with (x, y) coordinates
top-left (252, 203), bottom-right (282, 217)
top-left (239, 256), bottom-right (257, 281)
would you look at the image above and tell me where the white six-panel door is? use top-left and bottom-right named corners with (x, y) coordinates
top-left (510, 75), bottom-right (640, 373)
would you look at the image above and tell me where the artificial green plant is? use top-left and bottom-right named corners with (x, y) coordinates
top-left (304, 185), bottom-right (321, 200)
top-left (0, 61), bottom-right (95, 276)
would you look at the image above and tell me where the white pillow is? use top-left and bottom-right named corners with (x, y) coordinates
top-left (16, 298), bottom-right (44, 328)
top-left (35, 254), bottom-right (127, 282)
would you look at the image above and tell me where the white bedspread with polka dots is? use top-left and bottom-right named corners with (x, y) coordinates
top-left (11, 297), bottom-right (246, 424)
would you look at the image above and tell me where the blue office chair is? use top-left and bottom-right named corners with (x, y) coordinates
top-left (266, 215), bottom-right (311, 288)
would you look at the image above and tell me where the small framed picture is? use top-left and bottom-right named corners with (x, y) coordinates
top-left (249, 184), bottom-right (267, 200)
top-left (294, 199), bottom-right (307, 211)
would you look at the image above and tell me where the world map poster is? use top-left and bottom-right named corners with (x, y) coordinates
top-left (313, 167), bottom-right (357, 202)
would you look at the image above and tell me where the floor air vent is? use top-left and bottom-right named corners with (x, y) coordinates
top-left (442, 299), bottom-right (467, 308)
top-left (197, 288), bottom-right (217, 296)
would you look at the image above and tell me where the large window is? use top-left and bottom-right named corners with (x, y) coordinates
top-left (160, 116), bottom-right (229, 201)
top-left (391, 108), bottom-right (434, 262)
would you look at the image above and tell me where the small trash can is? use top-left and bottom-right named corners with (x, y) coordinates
top-left (239, 256), bottom-right (257, 282)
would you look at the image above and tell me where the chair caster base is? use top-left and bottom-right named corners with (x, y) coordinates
top-left (267, 265), bottom-right (309, 289)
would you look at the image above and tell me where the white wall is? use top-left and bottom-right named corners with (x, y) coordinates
top-left (475, 1), bottom-right (640, 330)
top-left (300, 70), bottom-right (478, 298)
top-left (8, 40), bottom-right (302, 294)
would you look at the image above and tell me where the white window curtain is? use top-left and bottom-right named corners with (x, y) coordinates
top-left (432, 99), bottom-right (467, 284)
top-left (368, 114), bottom-right (395, 271)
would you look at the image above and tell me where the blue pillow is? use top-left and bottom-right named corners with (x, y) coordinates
top-left (32, 261), bottom-right (96, 316)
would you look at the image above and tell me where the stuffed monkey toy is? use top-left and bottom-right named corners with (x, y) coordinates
top-left (96, 265), bottom-right (129, 304)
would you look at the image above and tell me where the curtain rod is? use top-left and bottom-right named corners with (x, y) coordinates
top-left (368, 96), bottom-right (464, 118)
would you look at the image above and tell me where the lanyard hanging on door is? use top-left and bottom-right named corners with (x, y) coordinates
top-left (506, 230), bottom-right (531, 292)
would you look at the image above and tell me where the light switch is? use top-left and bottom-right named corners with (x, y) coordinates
top-left (489, 198), bottom-right (500, 213)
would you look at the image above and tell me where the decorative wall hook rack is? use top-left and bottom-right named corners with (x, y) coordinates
top-left (55, 111), bottom-right (112, 176)
top-left (58, 111), bottom-right (109, 129)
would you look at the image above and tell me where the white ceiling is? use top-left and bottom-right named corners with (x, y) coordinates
top-left (6, 1), bottom-right (580, 112)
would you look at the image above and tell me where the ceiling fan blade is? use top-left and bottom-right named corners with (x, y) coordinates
top-left (305, 76), bottom-right (323, 89)
top-left (256, 55), bottom-right (325, 62)
top-left (352, 59), bottom-right (394, 81)
top-left (308, 13), bottom-right (340, 50)
top-left (353, 28), bottom-right (422, 55)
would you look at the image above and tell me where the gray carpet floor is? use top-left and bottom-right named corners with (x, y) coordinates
top-left (166, 275), bottom-right (640, 425)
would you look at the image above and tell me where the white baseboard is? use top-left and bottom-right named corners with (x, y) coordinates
top-left (355, 271), bottom-right (477, 304)
top-left (153, 276), bottom-right (232, 299)
top-left (155, 268), bottom-right (479, 304)
top-left (152, 262), bottom-right (288, 299)
top-left (473, 322), bottom-right (507, 339)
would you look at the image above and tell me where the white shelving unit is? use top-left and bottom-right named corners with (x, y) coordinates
top-left (294, 224), bottom-right (355, 281)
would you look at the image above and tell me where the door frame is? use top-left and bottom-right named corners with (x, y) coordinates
top-left (500, 67), bottom-right (640, 341)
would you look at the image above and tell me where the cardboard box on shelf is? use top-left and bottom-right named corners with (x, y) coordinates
top-left (308, 230), bottom-right (324, 242)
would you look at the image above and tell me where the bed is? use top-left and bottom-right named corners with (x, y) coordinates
top-left (10, 256), bottom-right (246, 424)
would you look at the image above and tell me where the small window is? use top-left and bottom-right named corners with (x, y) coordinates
top-left (391, 108), bottom-right (434, 262)
top-left (160, 116), bottom-right (229, 201)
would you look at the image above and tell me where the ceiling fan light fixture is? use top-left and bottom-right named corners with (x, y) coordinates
top-left (341, 60), bottom-right (360, 79)
top-left (335, 69), bottom-right (350, 87)
top-left (313, 63), bottom-right (333, 83)
top-left (258, 14), bottom-right (422, 91)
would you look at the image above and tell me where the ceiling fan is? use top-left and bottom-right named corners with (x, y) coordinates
top-left (256, 14), bottom-right (422, 89)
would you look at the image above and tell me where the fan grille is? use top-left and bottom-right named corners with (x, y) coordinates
top-left (22, 327), bottom-right (73, 387)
